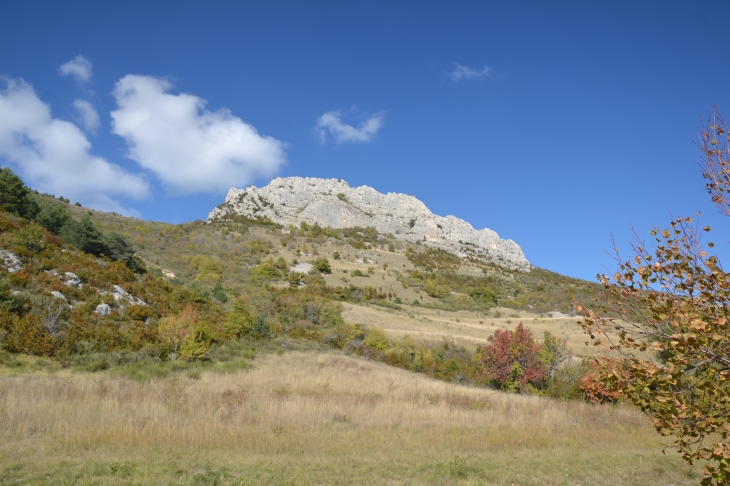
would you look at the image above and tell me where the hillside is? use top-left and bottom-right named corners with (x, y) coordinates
top-left (43, 193), bottom-right (602, 358)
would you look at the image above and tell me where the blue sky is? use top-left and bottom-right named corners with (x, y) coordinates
top-left (1, 1), bottom-right (730, 281)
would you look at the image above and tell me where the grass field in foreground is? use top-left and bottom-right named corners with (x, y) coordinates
top-left (0, 351), bottom-right (697, 486)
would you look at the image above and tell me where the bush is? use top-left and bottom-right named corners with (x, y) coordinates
top-left (425, 279), bottom-right (449, 298)
top-left (252, 261), bottom-right (281, 279)
top-left (364, 327), bottom-right (389, 351)
top-left (0, 309), bottom-right (53, 356)
top-left (313, 257), bottom-right (332, 274)
top-left (543, 360), bottom-right (590, 400)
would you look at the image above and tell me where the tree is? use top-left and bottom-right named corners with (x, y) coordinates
top-left (35, 200), bottom-right (71, 234)
top-left (178, 322), bottom-right (213, 360)
top-left (581, 107), bottom-right (730, 484)
top-left (223, 298), bottom-right (253, 339)
top-left (478, 323), bottom-right (550, 392)
top-left (157, 306), bottom-right (197, 360)
top-left (61, 215), bottom-right (107, 256)
top-left (212, 281), bottom-right (228, 303)
top-left (0, 167), bottom-right (39, 219)
top-left (103, 232), bottom-right (135, 263)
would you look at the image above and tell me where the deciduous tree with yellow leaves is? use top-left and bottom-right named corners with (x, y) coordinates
top-left (581, 107), bottom-right (730, 484)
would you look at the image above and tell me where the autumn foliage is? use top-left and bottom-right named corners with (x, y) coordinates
top-left (478, 323), bottom-right (552, 392)
top-left (581, 107), bottom-right (730, 485)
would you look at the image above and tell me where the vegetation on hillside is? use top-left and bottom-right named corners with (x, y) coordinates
top-left (0, 167), bottom-right (608, 402)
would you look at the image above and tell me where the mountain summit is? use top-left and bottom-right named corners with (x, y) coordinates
top-left (208, 177), bottom-right (530, 271)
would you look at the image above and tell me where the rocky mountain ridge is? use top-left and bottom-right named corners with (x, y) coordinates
top-left (207, 177), bottom-right (531, 271)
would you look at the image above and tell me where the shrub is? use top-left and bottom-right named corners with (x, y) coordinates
top-left (469, 287), bottom-right (497, 306)
top-left (0, 309), bottom-right (53, 356)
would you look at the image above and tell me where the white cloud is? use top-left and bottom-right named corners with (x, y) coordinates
top-left (0, 78), bottom-right (149, 214)
top-left (72, 99), bottom-right (100, 134)
top-left (59, 55), bottom-right (92, 84)
top-left (316, 111), bottom-right (384, 144)
top-left (111, 75), bottom-right (287, 195)
top-left (450, 62), bottom-right (492, 81)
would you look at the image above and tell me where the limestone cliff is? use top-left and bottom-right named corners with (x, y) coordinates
top-left (207, 177), bottom-right (531, 271)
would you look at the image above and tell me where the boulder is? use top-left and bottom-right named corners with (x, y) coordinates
top-left (50, 291), bottom-right (67, 301)
top-left (95, 303), bottom-right (112, 317)
top-left (63, 272), bottom-right (82, 288)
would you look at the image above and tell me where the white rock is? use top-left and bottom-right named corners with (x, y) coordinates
top-left (289, 262), bottom-right (314, 274)
top-left (548, 311), bottom-right (575, 319)
top-left (208, 177), bottom-right (531, 271)
top-left (63, 272), bottom-right (82, 288)
top-left (111, 284), bottom-right (146, 306)
top-left (95, 303), bottom-right (112, 317)
top-left (112, 284), bottom-right (131, 301)
top-left (0, 250), bottom-right (22, 273)
top-left (50, 291), bottom-right (67, 301)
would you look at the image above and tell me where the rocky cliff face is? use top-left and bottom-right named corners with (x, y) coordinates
top-left (207, 177), bottom-right (531, 271)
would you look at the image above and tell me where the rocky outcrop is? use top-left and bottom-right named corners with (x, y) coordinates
top-left (208, 177), bottom-right (530, 271)
top-left (0, 250), bottom-right (22, 273)
top-left (109, 285), bottom-right (147, 306)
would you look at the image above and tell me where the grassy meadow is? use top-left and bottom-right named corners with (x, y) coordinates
top-left (0, 351), bottom-right (697, 485)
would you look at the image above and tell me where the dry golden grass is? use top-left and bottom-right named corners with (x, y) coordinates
top-left (341, 302), bottom-right (604, 359)
top-left (0, 351), bottom-right (695, 485)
